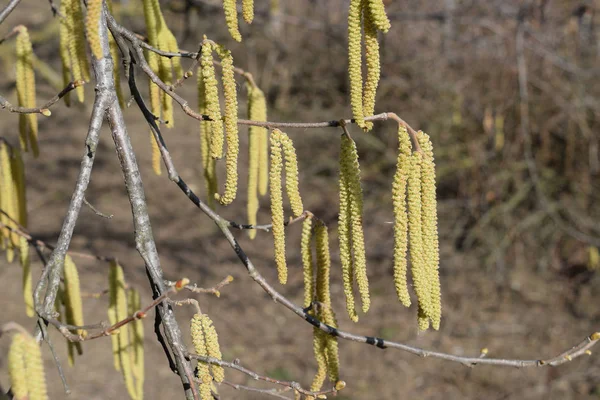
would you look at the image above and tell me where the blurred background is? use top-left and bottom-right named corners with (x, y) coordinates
top-left (1, 0), bottom-right (600, 398)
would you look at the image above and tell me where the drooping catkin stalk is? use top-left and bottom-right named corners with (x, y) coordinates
top-left (347, 0), bottom-right (365, 130)
top-left (85, 0), bottom-right (103, 60)
top-left (0, 142), bottom-right (17, 262)
top-left (269, 129), bottom-right (287, 284)
top-left (280, 133), bottom-right (304, 217)
top-left (191, 314), bottom-right (213, 400)
top-left (63, 255), bottom-right (84, 365)
top-left (343, 134), bottom-right (370, 313)
top-left (301, 216), bottom-right (314, 308)
top-left (367, 0), bottom-right (391, 33)
top-left (338, 136), bottom-right (357, 322)
top-left (407, 152), bottom-right (430, 330)
top-left (200, 39), bottom-right (224, 160)
top-left (214, 45), bottom-right (240, 205)
top-left (15, 26), bottom-right (39, 156)
top-left (417, 131), bottom-right (441, 330)
top-left (19, 236), bottom-right (34, 317)
top-left (392, 126), bottom-right (411, 307)
top-left (200, 314), bottom-right (225, 383)
top-left (128, 288), bottom-right (145, 399)
top-left (246, 83), bottom-right (269, 196)
top-left (242, 0), bottom-right (254, 24)
top-left (223, 0), bottom-right (242, 42)
top-left (8, 333), bottom-right (29, 400)
top-left (198, 67), bottom-right (218, 206)
top-left (361, 5), bottom-right (380, 132)
top-left (310, 328), bottom-right (328, 393)
top-left (108, 261), bottom-right (137, 399)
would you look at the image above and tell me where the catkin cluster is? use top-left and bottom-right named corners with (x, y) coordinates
top-left (269, 129), bottom-right (304, 284)
top-left (347, 0), bottom-right (390, 131)
top-left (392, 128), bottom-right (442, 330)
top-left (191, 313), bottom-right (224, 399)
top-left (222, 0), bottom-right (257, 41)
top-left (59, 0), bottom-right (90, 103)
top-left (0, 142), bottom-right (29, 289)
top-left (301, 218), bottom-right (341, 393)
top-left (143, 0), bottom-right (183, 174)
top-left (338, 134), bottom-right (369, 322)
top-left (197, 39), bottom-right (241, 205)
top-left (15, 26), bottom-right (39, 157)
top-left (8, 332), bottom-right (49, 400)
top-left (108, 260), bottom-right (145, 400)
top-left (246, 82), bottom-right (269, 239)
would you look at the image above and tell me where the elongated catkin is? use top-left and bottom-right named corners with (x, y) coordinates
top-left (242, 0), bottom-right (254, 24)
top-left (198, 67), bottom-right (218, 206)
top-left (361, 5), bottom-right (380, 132)
top-left (191, 314), bottom-right (213, 400)
top-left (269, 129), bottom-right (287, 284)
top-left (348, 0), bottom-right (365, 130)
top-left (8, 333), bottom-right (28, 400)
top-left (19, 236), bottom-right (34, 317)
top-left (301, 216), bottom-right (314, 308)
top-left (86, 0), bottom-right (103, 59)
top-left (392, 126), bottom-right (411, 307)
top-left (223, 0), bottom-right (242, 42)
top-left (200, 314), bottom-right (224, 383)
top-left (128, 288), bottom-right (145, 399)
top-left (367, 0), bottom-right (391, 33)
top-left (280, 133), bottom-right (303, 217)
top-left (200, 40), bottom-right (224, 160)
top-left (15, 26), bottom-right (38, 156)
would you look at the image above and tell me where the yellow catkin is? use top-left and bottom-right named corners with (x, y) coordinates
top-left (392, 126), bottom-right (411, 307)
top-left (242, 0), bottom-right (254, 24)
top-left (301, 216), bottom-right (314, 308)
top-left (223, 0), bottom-right (242, 42)
top-left (156, 31), bottom-right (174, 128)
top-left (200, 314), bottom-right (224, 383)
top-left (23, 333), bottom-right (49, 400)
top-left (106, 0), bottom-right (125, 108)
top-left (269, 129), bottom-right (287, 284)
top-left (214, 45), bottom-right (239, 205)
top-left (408, 152), bottom-right (430, 330)
top-left (128, 288), bottom-right (145, 399)
top-left (108, 261), bottom-right (120, 372)
top-left (367, 0), bottom-right (391, 33)
top-left (86, 0), bottom-right (103, 60)
top-left (63, 255), bottom-right (84, 365)
top-left (1, 142), bottom-right (17, 262)
top-left (64, 0), bottom-right (89, 102)
top-left (338, 136), bottom-right (358, 322)
top-left (109, 261), bottom-right (137, 399)
top-left (71, 0), bottom-right (90, 82)
top-left (310, 328), bottom-right (328, 393)
top-left (148, 51), bottom-right (162, 176)
top-left (15, 26), bottom-right (39, 157)
top-left (8, 333), bottom-right (28, 400)
top-left (19, 236), bottom-right (34, 317)
top-left (348, 0), bottom-right (365, 130)
top-left (247, 84), bottom-right (269, 196)
top-left (361, 6), bottom-right (380, 132)
top-left (198, 67), bottom-right (218, 206)
top-left (11, 146), bottom-right (27, 228)
top-left (343, 135), bottom-right (370, 314)
top-left (191, 314), bottom-right (213, 400)
top-left (200, 40), bottom-right (224, 160)
top-left (246, 97), bottom-right (260, 239)
top-left (418, 132), bottom-right (441, 330)
top-left (280, 133), bottom-right (304, 217)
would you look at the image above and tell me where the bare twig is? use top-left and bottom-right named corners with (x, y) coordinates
top-left (165, 275), bottom-right (234, 297)
top-left (0, 80), bottom-right (85, 115)
top-left (83, 196), bottom-right (114, 219)
top-left (0, 0), bottom-right (21, 25)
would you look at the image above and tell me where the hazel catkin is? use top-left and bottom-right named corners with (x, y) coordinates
top-left (15, 26), bottom-right (38, 156)
top-left (301, 216), bottom-right (314, 308)
top-left (347, 0), bottom-right (365, 130)
top-left (269, 129), bottom-right (287, 284)
top-left (280, 133), bottom-right (303, 217)
top-left (223, 0), bottom-right (242, 42)
top-left (200, 39), bottom-right (224, 160)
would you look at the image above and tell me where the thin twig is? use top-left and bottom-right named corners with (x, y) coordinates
top-left (0, 0), bottom-right (21, 25)
top-left (0, 80), bottom-right (85, 115)
top-left (83, 196), bottom-right (114, 219)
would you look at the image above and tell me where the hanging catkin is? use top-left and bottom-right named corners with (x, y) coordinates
top-left (15, 26), bottom-right (39, 156)
top-left (9, 332), bottom-right (49, 400)
top-left (85, 0), bottom-right (103, 60)
top-left (223, 0), bottom-right (242, 42)
top-left (191, 314), bottom-right (214, 400)
top-left (269, 129), bottom-right (287, 284)
top-left (347, 0), bottom-right (364, 130)
top-left (198, 66), bottom-right (218, 206)
top-left (128, 288), bottom-right (145, 399)
top-left (8, 333), bottom-right (29, 400)
top-left (301, 216), bottom-right (314, 308)
top-left (280, 134), bottom-right (303, 217)
top-left (366, 0), bottom-right (391, 33)
top-left (19, 236), bottom-right (34, 317)
top-left (242, 0), bottom-right (254, 24)
top-left (11, 146), bottom-right (27, 228)
top-left (63, 255), bottom-right (84, 365)
top-left (361, 4), bottom-right (380, 132)
top-left (1, 141), bottom-right (17, 262)
top-left (417, 131), bottom-right (441, 330)
top-left (200, 39), bottom-right (224, 160)
top-left (214, 45), bottom-right (240, 205)
top-left (392, 126), bottom-right (411, 307)
top-left (200, 314), bottom-right (225, 383)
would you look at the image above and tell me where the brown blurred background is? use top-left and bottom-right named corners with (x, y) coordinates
top-left (1, 0), bottom-right (600, 399)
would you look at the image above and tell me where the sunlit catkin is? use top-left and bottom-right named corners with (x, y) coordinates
top-left (310, 329), bottom-right (327, 393)
top-left (338, 136), bottom-right (358, 322)
top-left (8, 333), bottom-right (28, 400)
top-left (200, 40), bottom-right (224, 159)
top-left (108, 261), bottom-right (120, 372)
top-left (214, 45), bottom-right (239, 205)
top-left (11, 146), bottom-right (27, 228)
top-left (247, 83), bottom-right (269, 196)
top-left (1, 142), bottom-right (17, 262)
top-left (246, 105), bottom-right (260, 238)
top-left (64, 255), bottom-right (85, 336)
top-left (19, 236), bottom-right (34, 317)
top-left (58, 4), bottom-right (72, 106)
top-left (280, 133), bottom-right (303, 216)
top-left (344, 134), bottom-right (370, 313)
top-left (301, 216), bottom-right (314, 308)
top-left (348, 0), bottom-right (365, 130)
top-left (191, 314), bottom-right (212, 400)
top-left (270, 129), bottom-right (287, 284)
top-left (64, 0), bottom-right (90, 102)
top-left (24, 333), bottom-right (49, 400)
top-left (392, 126), bottom-right (411, 307)
top-left (361, 9), bottom-right (380, 132)
top-left (198, 67), bottom-right (218, 206)
top-left (200, 314), bottom-right (224, 383)
top-left (85, 0), bottom-right (103, 60)
top-left (367, 0), bottom-right (391, 33)
top-left (223, 0), bottom-right (242, 42)
top-left (417, 131), bottom-right (441, 330)
top-left (242, 0), bottom-right (254, 24)
top-left (128, 288), bottom-right (145, 399)
top-left (15, 26), bottom-right (39, 156)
